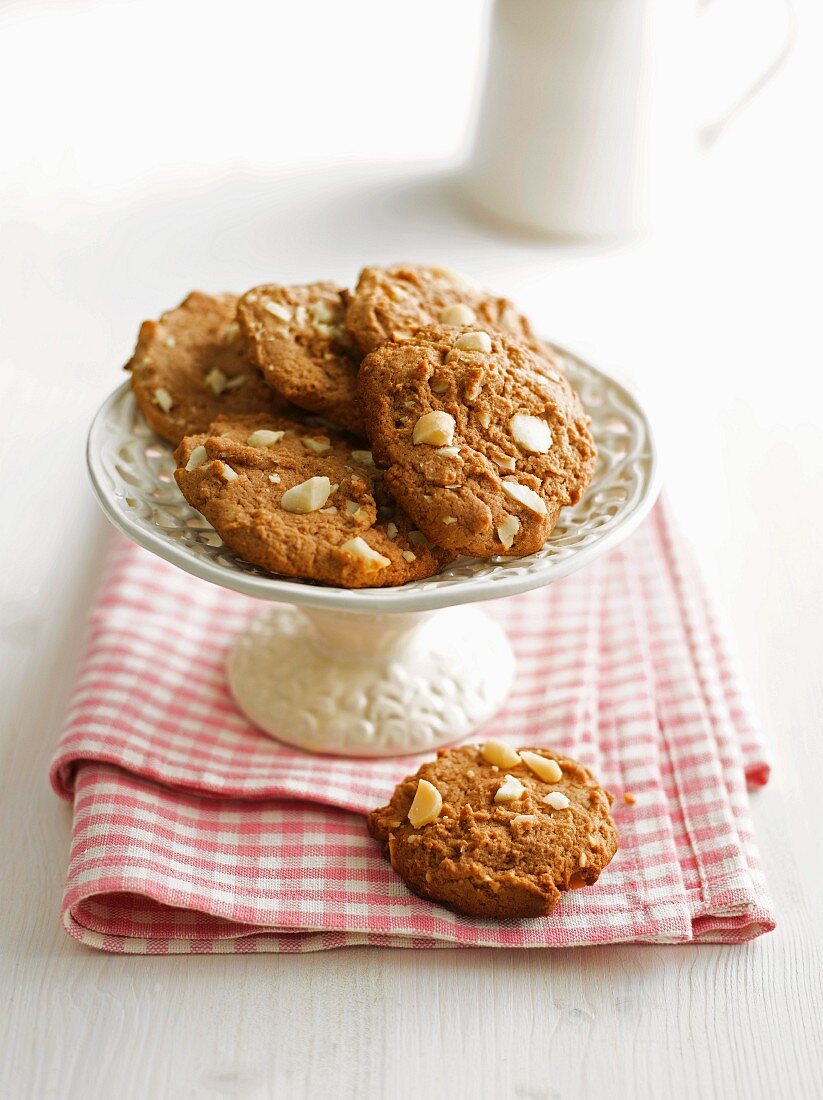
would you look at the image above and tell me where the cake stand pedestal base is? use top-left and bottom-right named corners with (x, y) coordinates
top-left (226, 603), bottom-right (515, 757)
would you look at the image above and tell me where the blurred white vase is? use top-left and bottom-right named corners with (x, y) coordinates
top-left (464, 0), bottom-right (793, 240)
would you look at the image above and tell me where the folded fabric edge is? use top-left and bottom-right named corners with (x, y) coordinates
top-left (61, 876), bottom-right (777, 955)
top-left (686, 879), bottom-right (777, 934)
top-left (61, 897), bottom-right (773, 954)
top-left (50, 747), bottom-right (383, 817)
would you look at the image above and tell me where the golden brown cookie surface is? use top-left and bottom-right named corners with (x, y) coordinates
top-left (358, 325), bottom-right (596, 558)
top-left (346, 263), bottom-right (536, 354)
top-left (237, 282), bottom-right (363, 434)
top-left (368, 744), bottom-right (619, 919)
top-left (173, 414), bottom-right (452, 588)
top-left (127, 291), bottom-right (288, 445)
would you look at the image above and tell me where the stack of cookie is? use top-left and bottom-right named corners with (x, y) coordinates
top-left (127, 264), bottom-right (597, 588)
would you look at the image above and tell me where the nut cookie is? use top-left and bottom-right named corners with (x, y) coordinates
top-left (368, 744), bottom-right (618, 920)
top-left (173, 414), bottom-right (452, 588)
top-left (237, 282), bottom-right (363, 434)
top-left (346, 263), bottom-right (537, 355)
top-left (127, 291), bottom-right (288, 445)
top-left (358, 325), bottom-right (596, 558)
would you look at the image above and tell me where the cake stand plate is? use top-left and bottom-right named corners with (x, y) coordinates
top-left (87, 344), bottom-right (660, 756)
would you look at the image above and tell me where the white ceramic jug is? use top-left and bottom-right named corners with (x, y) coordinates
top-left (464, 0), bottom-right (794, 239)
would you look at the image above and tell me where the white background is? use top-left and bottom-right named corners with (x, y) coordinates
top-left (1, 0), bottom-right (822, 1097)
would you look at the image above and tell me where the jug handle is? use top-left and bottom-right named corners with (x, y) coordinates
top-left (698, 0), bottom-right (797, 149)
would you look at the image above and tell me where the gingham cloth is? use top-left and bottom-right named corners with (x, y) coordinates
top-left (50, 499), bottom-right (775, 952)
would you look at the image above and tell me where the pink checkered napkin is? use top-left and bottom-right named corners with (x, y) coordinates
top-left (50, 499), bottom-right (775, 953)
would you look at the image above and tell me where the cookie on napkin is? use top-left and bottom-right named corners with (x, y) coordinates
top-left (369, 743), bottom-right (619, 919)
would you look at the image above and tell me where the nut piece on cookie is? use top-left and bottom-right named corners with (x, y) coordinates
top-left (339, 536), bottom-right (392, 572)
top-left (439, 303), bottom-right (477, 326)
top-left (520, 751), bottom-right (563, 783)
top-left (494, 774), bottom-right (526, 802)
top-left (412, 411), bottom-right (456, 447)
top-left (481, 740), bottom-right (521, 769)
top-left (152, 387), bottom-right (174, 413)
top-left (357, 325), bottom-right (597, 558)
top-left (280, 476), bottom-right (333, 514)
top-left (127, 291), bottom-right (289, 445)
top-left (346, 263), bottom-right (537, 354)
top-left (237, 282), bottom-right (363, 434)
top-left (185, 444), bottom-right (208, 471)
top-left (450, 330), bottom-right (492, 356)
top-left (368, 745), bottom-right (619, 919)
top-left (496, 515), bottom-right (521, 550)
top-left (247, 428), bottom-right (285, 448)
top-left (173, 413), bottom-right (452, 589)
top-left (407, 779), bottom-right (443, 827)
top-left (500, 480), bottom-right (548, 516)
top-left (509, 413), bottom-right (552, 455)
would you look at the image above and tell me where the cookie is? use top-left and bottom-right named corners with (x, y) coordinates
top-left (345, 263), bottom-right (537, 355)
top-left (368, 743), bottom-right (618, 919)
top-left (237, 282), bottom-right (363, 434)
top-left (173, 414), bottom-right (452, 588)
top-left (358, 325), bottom-right (596, 558)
top-left (127, 291), bottom-right (288, 445)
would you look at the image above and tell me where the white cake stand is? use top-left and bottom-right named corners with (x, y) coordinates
top-left (87, 345), bottom-right (660, 757)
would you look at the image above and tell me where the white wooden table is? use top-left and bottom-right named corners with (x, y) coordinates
top-left (2, 2), bottom-right (822, 1096)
